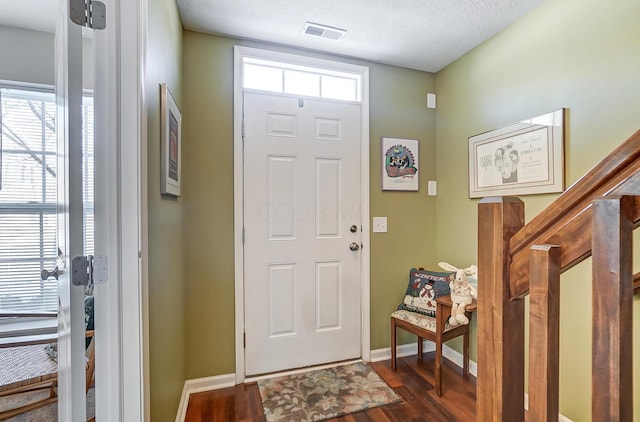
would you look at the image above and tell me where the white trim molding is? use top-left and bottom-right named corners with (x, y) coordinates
top-left (370, 341), bottom-right (478, 377)
top-left (175, 374), bottom-right (237, 422)
top-left (93, 0), bottom-right (147, 420)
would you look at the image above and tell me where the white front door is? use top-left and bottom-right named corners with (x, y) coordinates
top-left (243, 91), bottom-right (362, 376)
top-left (55, 1), bottom-right (90, 420)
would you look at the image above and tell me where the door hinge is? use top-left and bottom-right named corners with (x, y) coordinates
top-left (242, 227), bottom-right (245, 245)
top-left (71, 255), bottom-right (108, 286)
top-left (243, 332), bottom-right (246, 348)
top-left (70, 0), bottom-right (106, 30)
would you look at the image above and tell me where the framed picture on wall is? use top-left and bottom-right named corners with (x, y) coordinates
top-left (468, 109), bottom-right (565, 198)
top-left (381, 137), bottom-right (419, 191)
top-left (160, 83), bottom-right (182, 196)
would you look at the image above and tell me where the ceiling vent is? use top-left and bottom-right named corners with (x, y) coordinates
top-left (303, 22), bottom-right (346, 41)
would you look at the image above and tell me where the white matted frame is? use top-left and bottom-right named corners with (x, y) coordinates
top-left (381, 137), bottom-right (419, 191)
top-left (160, 83), bottom-right (181, 196)
top-left (468, 109), bottom-right (565, 198)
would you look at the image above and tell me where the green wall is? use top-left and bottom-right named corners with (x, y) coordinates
top-left (181, 32), bottom-right (437, 378)
top-left (147, 0), bottom-right (185, 420)
top-left (435, 0), bottom-right (640, 420)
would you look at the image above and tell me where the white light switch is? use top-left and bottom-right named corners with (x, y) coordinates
top-left (373, 217), bottom-right (387, 233)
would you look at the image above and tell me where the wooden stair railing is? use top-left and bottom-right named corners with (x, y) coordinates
top-left (477, 128), bottom-right (640, 422)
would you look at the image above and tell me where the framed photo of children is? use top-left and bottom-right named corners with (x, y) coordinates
top-left (381, 137), bottom-right (419, 191)
top-left (468, 109), bottom-right (565, 198)
top-left (160, 83), bottom-right (182, 197)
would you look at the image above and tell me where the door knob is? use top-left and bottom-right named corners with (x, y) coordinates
top-left (349, 242), bottom-right (360, 251)
top-left (41, 266), bottom-right (60, 280)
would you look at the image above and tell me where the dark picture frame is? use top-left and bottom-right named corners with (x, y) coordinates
top-left (160, 83), bottom-right (181, 196)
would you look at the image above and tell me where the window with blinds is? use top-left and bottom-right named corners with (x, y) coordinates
top-left (0, 85), bottom-right (93, 314)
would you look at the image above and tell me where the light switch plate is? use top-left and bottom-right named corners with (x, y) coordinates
top-left (428, 180), bottom-right (437, 196)
top-left (373, 217), bottom-right (387, 233)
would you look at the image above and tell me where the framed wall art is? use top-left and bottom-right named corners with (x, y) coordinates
top-left (382, 137), bottom-right (419, 191)
top-left (468, 108), bottom-right (565, 198)
top-left (160, 83), bottom-right (182, 196)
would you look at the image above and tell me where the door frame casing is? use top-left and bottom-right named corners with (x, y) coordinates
top-left (233, 45), bottom-right (371, 383)
top-left (93, 0), bottom-right (148, 419)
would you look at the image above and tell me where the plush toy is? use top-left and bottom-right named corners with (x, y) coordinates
top-left (438, 262), bottom-right (478, 326)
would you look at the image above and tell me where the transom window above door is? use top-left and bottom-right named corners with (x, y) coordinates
top-left (242, 57), bottom-right (362, 103)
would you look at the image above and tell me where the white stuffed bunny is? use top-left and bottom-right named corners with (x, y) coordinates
top-left (438, 262), bottom-right (478, 326)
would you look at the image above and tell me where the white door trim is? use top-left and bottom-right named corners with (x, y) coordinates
top-left (233, 46), bottom-right (370, 383)
top-left (94, 0), bottom-right (148, 419)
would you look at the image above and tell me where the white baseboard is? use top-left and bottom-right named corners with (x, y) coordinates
top-left (369, 340), bottom-right (477, 377)
top-left (175, 373), bottom-right (236, 422)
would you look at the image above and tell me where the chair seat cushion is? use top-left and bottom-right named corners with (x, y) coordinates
top-left (391, 310), bottom-right (454, 332)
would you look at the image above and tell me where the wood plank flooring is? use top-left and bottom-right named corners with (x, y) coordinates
top-left (185, 352), bottom-right (476, 421)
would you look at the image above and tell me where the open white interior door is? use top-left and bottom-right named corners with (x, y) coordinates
top-left (55, 0), bottom-right (90, 419)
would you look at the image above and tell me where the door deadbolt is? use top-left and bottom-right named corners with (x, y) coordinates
top-left (350, 225), bottom-right (358, 233)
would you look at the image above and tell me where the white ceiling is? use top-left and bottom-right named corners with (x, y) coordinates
top-left (177, 0), bottom-right (544, 73)
top-left (0, 0), bottom-right (544, 73)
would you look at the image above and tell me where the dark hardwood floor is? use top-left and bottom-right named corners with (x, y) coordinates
top-left (185, 352), bottom-right (476, 421)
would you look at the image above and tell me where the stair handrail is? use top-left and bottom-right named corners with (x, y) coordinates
top-left (505, 128), bottom-right (640, 299)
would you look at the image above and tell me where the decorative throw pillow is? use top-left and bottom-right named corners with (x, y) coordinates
top-left (397, 268), bottom-right (453, 317)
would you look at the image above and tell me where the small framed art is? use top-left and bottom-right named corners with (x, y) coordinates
top-left (381, 137), bottom-right (419, 191)
top-left (160, 83), bottom-right (182, 196)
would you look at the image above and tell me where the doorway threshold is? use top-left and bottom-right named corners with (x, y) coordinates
top-left (244, 358), bottom-right (362, 383)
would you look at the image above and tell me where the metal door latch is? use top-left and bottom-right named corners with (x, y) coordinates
top-left (71, 255), bottom-right (108, 286)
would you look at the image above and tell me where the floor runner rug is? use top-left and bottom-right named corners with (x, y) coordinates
top-left (257, 361), bottom-right (400, 422)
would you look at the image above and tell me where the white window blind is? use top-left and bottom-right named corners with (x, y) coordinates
top-left (0, 85), bottom-right (94, 314)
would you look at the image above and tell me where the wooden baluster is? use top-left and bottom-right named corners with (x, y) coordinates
top-left (528, 244), bottom-right (560, 421)
top-left (592, 196), bottom-right (633, 422)
top-left (477, 197), bottom-right (525, 422)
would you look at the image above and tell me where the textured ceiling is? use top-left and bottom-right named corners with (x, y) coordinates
top-left (177, 0), bottom-right (544, 73)
top-left (0, 0), bottom-right (544, 73)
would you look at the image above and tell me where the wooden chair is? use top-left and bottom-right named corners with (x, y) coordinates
top-left (391, 294), bottom-right (477, 395)
top-left (0, 317), bottom-right (95, 419)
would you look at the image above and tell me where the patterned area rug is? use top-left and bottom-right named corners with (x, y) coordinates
top-left (257, 361), bottom-right (400, 422)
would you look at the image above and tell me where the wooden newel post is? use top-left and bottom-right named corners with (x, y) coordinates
top-left (592, 196), bottom-right (633, 422)
top-left (477, 197), bottom-right (525, 422)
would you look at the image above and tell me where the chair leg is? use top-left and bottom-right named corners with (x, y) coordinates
top-left (463, 330), bottom-right (470, 379)
top-left (435, 338), bottom-right (443, 396)
top-left (417, 336), bottom-right (423, 359)
top-left (391, 318), bottom-right (397, 371)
